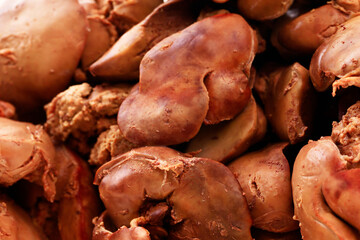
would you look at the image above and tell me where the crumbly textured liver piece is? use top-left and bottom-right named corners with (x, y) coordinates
top-left (45, 83), bottom-right (132, 155)
top-left (332, 101), bottom-right (360, 163)
top-left (89, 125), bottom-right (139, 167)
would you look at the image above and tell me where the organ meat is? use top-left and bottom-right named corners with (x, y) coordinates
top-left (332, 101), bottom-right (360, 163)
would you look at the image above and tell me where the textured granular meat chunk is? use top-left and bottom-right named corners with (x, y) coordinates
top-left (45, 83), bottom-right (132, 154)
top-left (332, 101), bottom-right (360, 163)
top-left (89, 125), bottom-right (139, 167)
